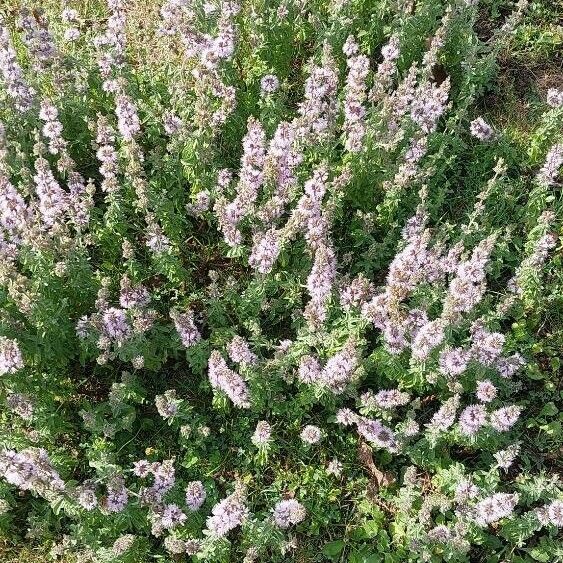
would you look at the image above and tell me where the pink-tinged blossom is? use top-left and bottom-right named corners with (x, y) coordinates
top-left (227, 335), bottom-right (257, 366)
top-left (251, 421), bottom-right (272, 447)
top-left (371, 389), bottom-right (410, 409)
top-left (151, 504), bottom-right (187, 536)
top-left (546, 88), bottom-right (563, 108)
top-left (342, 36), bottom-right (370, 152)
top-left (383, 319), bottom-right (408, 355)
top-left (496, 353), bottom-right (525, 378)
top-left (163, 111), bottom-right (183, 135)
top-left (458, 404), bottom-right (487, 436)
top-left (297, 355), bottom-right (322, 385)
top-left (208, 351), bottom-right (251, 408)
top-left (39, 100), bottom-right (68, 156)
top-left (476, 380), bottom-right (497, 403)
top-left (489, 405), bottom-right (522, 432)
top-left (494, 444), bottom-right (519, 470)
top-left (115, 93), bottom-right (141, 141)
top-left (361, 293), bottom-right (390, 331)
top-left (133, 460), bottom-right (152, 478)
top-left (155, 389), bottom-right (180, 419)
top-left (439, 347), bottom-right (470, 377)
top-left (537, 143), bottom-right (563, 187)
top-left (336, 408), bottom-right (359, 426)
top-left (215, 117), bottom-right (266, 246)
top-left (470, 117), bottom-right (495, 141)
top-left (68, 173), bottom-right (94, 228)
top-left (410, 78), bottom-right (450, 134)
top-left (287, 165), bottom-right (330, 250)
top-left (102, 307), bottom-right (131, 342)
top-left (402, 419), bottom-right (420, 437)
top-left (206, 491), bottom-right (248, 537)
top-left (119, 276), bottom-right (150, 309)
top-left (170, 309), bottom-right (201, 348)
top-left (546, 500), bottom-right (563, 527)
top-left (0, 337), bottom-right (24, 375)
top-left (111, 534), bottom-right (135, 556)
top-left (472, 493), bottom-right (519, 526)
top-left (0, 448), bottom-right (65, 495)
top-left (257, 121), bottom-right (302, 223)
top-left (426, 394), bottom-right (460, 432)
top-left (138, 459), bottom-right (176, 506)
top-left (470, 327), bottom-right (505, 367)
top-left (260, 74), bottom-right (279, 95)
top-left (370, 34), bottom-right (400, 101)
top-left (326, 458), bottom-right (343, 477)
top-left (273, 499), bottom-right (306, 528)
top-left (76, 483), bottom-right (98, 510)
top-left (455, 479), bottom-right (479, 502)
top-left (61, 8), bottom-right (79, 23)
top-left (297, 56), bottom-right (339, 141)
top-left (6, 393), bottom-right (33, 420)
top-left (411, 319), bottom-right (446, 360)
top-left (0, 21), bottom-right (35, 111)
top-left (340, 274), bottom-right (374, 310)
top-left (95, 115), bottom-right (119, 193)
top-left (186, 190), bottom-right (211, 215)
top-left (426, 525), bottom-right (452, 543)
top-left (304, 244), bottom-right (337, 329)
top-left (0, 176), bottom-right (30, 236)
top-left (320, 341), bottom-right (357, 393)
top-left (248, 229), bottom-right (282, 273)
top-left (356, 416), bottom-right (398, 452)
top-left (300, 425), bottom-right (322, 444)
top-left (442, 235), bottom-right (496, 321)
top-left (103, 476), bottom-right (129, 512)
top-left (18, 9), bottom-right (57, 69)
top-left (33, 157), bottom-right (69, 227)
top-left (164, 537), bottom-right (200, 555)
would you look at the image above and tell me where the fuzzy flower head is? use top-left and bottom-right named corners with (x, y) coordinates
top-left (206, 491), bottom-right (248, 537)
top-left (0, 338), bottom-right (24, 375)
top-left (251, 420), bottom-right (272, 447)
top-left (260, 74), bottom-right (280, 95)
top-left (273, 499), bottom-right (306, 528)
top-left (155, 389), bottom-right (180, 419)
top-left (458, 404), bottom-right (487, 436)
top-left (470, 117), bottom-right (495, 141)
top-left (547, 500), bottom-right (563, 527)
top-left (300, 425), bottom-right (322, 444)
top-left (208, 351), bottom-right (251, 408)
top-left (185, 481), bottom-right (206, 511)
top-left (472, 493), bottom-right (519, 526)
top-left (489, 405), bottom-right (522, 432)
top-left (476, 380), bottom-right (497, 403)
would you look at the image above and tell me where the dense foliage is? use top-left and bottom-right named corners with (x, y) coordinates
top-left (0, 0), bottom-right (561, 561)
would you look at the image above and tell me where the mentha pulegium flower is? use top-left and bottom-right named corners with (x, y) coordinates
top-left (300, 425), bottom-right (322, 444)
top-left (475, 380), bottom-right (497, 403)
top-left (273, 499), bottom-right (306, 528)
top-left (227, 335), bottom-right (257, 366)
top-left (251, 420), bottom-right (272, 447)
top-left (185, 480), bottom-right (207, 511)
top-left (170, 308), bottom-right (201, 348)
top-left (205, 490), bottom-right (249, 537)
top-left (0, 337), bottom-right (24, 375)
top-left (470, 117), bottom-right (495, 141)
top-left (208, 350), bottom-right (251, 408)
top-left (260, 74), bottom-right (280, 94)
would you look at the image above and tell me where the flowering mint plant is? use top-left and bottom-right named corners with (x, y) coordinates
top-left (0, 0), bottom-right (561, 561)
